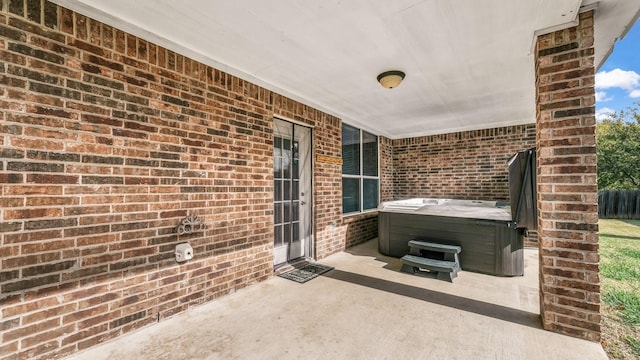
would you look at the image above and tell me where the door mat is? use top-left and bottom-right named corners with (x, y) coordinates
top-left (278, 263), bottom-right (335, 283)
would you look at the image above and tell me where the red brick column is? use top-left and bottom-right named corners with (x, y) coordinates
top-left (535, 10), bottom-right (600, 341)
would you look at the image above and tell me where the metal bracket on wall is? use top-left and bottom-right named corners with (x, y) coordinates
top-left (176, 215), bottom-right (204, 235)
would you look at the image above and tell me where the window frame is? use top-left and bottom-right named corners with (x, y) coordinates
top-left (341, 123), bottom-right (380, 215)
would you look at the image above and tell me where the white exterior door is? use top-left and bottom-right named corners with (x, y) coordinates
top-left (273, 119), bottom-right (312, 266)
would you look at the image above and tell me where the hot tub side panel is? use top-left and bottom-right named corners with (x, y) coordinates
top-left (378, 212), bottom-right (523, 276)
top-left (495, 223), bottom-right (524, 276)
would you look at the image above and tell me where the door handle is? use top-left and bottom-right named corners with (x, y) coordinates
top-left (300, 201), bottom-right (306, 205)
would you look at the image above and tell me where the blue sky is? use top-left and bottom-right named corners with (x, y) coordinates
top-left (595, 19), bottom-right (640, 120)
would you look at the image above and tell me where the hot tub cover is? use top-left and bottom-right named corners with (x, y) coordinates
top-left (378, 198), bottom-right (512, 222)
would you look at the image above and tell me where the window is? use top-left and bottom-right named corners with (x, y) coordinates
top-left (342, 123), bottom-right (379, 214)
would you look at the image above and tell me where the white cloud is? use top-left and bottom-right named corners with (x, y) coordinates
top-left (595, 91), bottom-right (613, 102)
top-left (595, 69), bottom-right (640, 91)
top-left (630, 89), bottom-right (640, 98)
top-left (596, 107), bottom-right (616, 121)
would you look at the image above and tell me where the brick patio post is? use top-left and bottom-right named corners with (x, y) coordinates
top-left (534, 10), bottom-right (600, 341)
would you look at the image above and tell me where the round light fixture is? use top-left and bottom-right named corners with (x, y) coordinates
top-left (377, 70), bottom-right (405, 89)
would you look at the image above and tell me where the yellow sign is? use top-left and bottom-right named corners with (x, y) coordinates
top-left (316, 155), bottom-right (343, 165)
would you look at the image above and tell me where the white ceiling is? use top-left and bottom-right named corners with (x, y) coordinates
top-left (52, 0), bottom-right (640, 139)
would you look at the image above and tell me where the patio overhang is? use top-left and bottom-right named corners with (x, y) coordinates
top-left (0, 1), bottom-right (626, 355)
top-left (51, 0), bottom-right (640, 139)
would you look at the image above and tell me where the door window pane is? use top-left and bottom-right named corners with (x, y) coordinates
top-left (292, 222), bottom-right (300, 243)
top-left (274, 137), bottom-right (281, 157)
top-left (274, 180), bottom-right (282, 201)
top-left (363, 179), bottom-right (379, 211)
top-left (342, 124), bottom-right (360, 175)
top-left (274, 158), bottom-right (282, 179)
top-left (283, 180), bottom-right (291, 200)
top-left (342, 178), bottom-right (360, 214)
top-left (292, 181), bottom-right (299, 200)
top-left (274, 225), bottom-right (282, 246)
top-left (284, 223), bottom-right (291, 244)
top-left (292, 202), bottom-right (299, 221)
top-left (274, 203), bottom-right (283, 224)
top-left (293, 141), bottom-right (299, 159)
top-left (282, 155), bottom-right (291, 179)
top-left (284, 202), bottom-right (291, 222)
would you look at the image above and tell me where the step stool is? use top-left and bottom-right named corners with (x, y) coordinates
top-left (400, 240), bottom-right (462, 282)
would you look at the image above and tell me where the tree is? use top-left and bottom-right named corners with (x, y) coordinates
top-left (596, 103), bottom-right (640, 190)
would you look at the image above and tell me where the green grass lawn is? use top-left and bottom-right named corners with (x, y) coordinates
top-left (599, 219), bottom-right (640, 359)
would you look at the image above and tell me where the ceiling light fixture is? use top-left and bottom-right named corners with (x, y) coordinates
top-left (377, 70), bottom-right (405, 89)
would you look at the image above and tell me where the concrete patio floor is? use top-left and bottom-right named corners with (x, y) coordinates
top-left (66, 239), bottom-right (607, 360)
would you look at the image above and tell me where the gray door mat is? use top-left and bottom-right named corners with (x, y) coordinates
top-left (277, 263), bottom-right (335, 283)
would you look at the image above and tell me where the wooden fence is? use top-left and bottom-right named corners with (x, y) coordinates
top-left (598, 189), bottom-right (640, 219)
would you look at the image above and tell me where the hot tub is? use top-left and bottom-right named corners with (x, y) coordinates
top-left (378, 149), bottom-right (537, 277)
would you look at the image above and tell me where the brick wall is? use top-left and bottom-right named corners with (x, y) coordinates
top-left (392, 125), bottom-right (536, 200)
top-left (342, 213), bottom-right (378, 249)
top-left (379, 136), bottom-right (394, 202)
top-left (535, 10), bottom-right (601, 341)
top-left (0, 2), bottom-right (349, 359)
